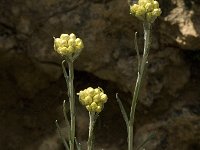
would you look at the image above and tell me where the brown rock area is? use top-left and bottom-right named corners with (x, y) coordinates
top-left (0, 0), bottom-right (200, 150)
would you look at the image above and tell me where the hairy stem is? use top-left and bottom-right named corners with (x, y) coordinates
top-left (87, 112), bottom-right (97, 150)
top-left (128, 22), bottom-right (151, 150)
top-left (68, 60), bottom-right (75, 150)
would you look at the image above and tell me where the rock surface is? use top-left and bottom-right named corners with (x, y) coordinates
top-left (0, 0), bottom-right (200, 149)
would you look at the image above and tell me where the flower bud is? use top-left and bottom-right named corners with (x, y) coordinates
top-left (87, 87), bottom-right (95, 96)
top-left (91, 102), bottom-right (97, 110)
top-left (130, 4), bottom-right (139, 14)
top-left (152, 8), bottom-right (161, 17)
top-left (54, 38), bottom-right (61, 49)
top-left (94, 88), bottom-right (101, 94)
top-left (61, 40), bottom-right (68, 47)
top-left (69, 33), bottom-right (76, 40)
top-left (57, 47), bottom-right (68, 56)
top-left (135, 6), bottom-right (146, 21)
top-left (96, 106), bottom-right (102, 113)
top-left (75, 38), bottom-right (84, 50)
top-left (75, 38), bottom-right (82, 45)
top-left (60, 34), bottom-right (69, 40)
top-left (68, 38), bottom-right (75, 46)
top-left (93, 94), bottom-right (101, 103)
top-left (66, 46), bottom-right (73, 55)
top-left (100, 94), bottom-right (108, 103)
top-left (78, 90), bottom-right (85, 99)
top-left (145, 3), bottom-right (153, 12)
top-left (153, 1), bottom-right (159, 9)
top-left (84, 96), bottom-right (93, 105)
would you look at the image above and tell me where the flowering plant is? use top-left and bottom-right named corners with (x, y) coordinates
top-left (53, 0), bottom-right (161, 149)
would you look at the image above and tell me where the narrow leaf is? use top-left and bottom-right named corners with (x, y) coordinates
top-left (116, 93), bottom-right (129, 127)
top-left (63, 100), bottom-right (71, 140)
top-left (136, 132), bottom-right (156, 150)
top-left (134, 32), bottom-right (141, 72)
top-left (62, 60), bottom-right (70, 96)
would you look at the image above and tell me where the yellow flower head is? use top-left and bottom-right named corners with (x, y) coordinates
top-left (54, 33), bottom-right (84, 61)
top-left (77, 87), bottom-right (108, 113)
top-left (130, 0), bottom-right (161, 23)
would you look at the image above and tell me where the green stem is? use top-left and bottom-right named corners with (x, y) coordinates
top-left (87, 112), bottom-right (96, 150)
top-left (128, 22), bottom-right (151, 150)
top-left (128, 123), bottom-right (133, 150)
top-left (68, 60), bottom-right (75, 150)
top-left (63, 100), bottom-right (71, 142)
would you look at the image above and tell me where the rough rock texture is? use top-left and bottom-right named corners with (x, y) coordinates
top-left (161, 0), bottom-right (200, 50)
top-left (0, 0), bottom-right (200, 150)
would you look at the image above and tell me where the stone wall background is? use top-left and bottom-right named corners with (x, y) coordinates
top-left (0, 0), bottom-right (200, 149)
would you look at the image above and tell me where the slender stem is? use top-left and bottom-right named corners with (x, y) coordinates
top-left (128, 22), bottom-right (151, 150)
top-left (63, 100), bottom-right (71, 141)
top-left (87, 112), bottom-right (96, 150)
top-left (128, 123), bottom-right (133, 150)
top-left (68, 60), bottom-right (75, 150)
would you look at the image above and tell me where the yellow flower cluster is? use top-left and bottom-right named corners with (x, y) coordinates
top-left (77, 87), bottom-right (108, 113)
top-left (130, 0), bottom-right (161, 23)
top-left (54, 33), bottom-right (84, 59)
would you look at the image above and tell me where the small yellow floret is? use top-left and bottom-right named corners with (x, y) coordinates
top-left (94, 88), bottom-right (100, 94)
top-left (60, 34), bottom-right (69, 40)
top-left (93, 94), bottom-right (101, 103)
top-left (96, 106), bottom-right (102, 113)
top-left (130, 4), bottom-right (139, 14)
top-left (153, 1), bottom-right (159, 8)
top-left (145, 3), bottom-right (154, 12)
top-left (57, 47), bottom-right (68, 55)
top-left (87, 87), bottom-right (95, 95)
top-left (135, 6), bottom-right (146, 20)
top-left (84, 96), bottom-right (93, 105)
top-left (100, 94), bottom-right (108, 103)
top-left (69, 33), bottom-right (76, 40)
top-left (68, 39), bottom-right (75, 46)
top-left (152, 8), bottom-right (162, 17)
top-left (91, 102), bottom-right (97, 109)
